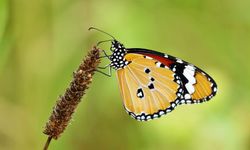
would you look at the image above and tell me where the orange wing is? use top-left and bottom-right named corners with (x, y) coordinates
top-left (116, 53), bottom-right (183, 121)
top-left (191, 72), bottom-right (215, 100)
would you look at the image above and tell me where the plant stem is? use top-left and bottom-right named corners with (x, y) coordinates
top-left (43, 136), bottom-right (52, 150)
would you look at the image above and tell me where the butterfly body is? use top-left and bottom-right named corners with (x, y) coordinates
top-left (105, 40), bottom-right (217, 121)
top-left (109, 40), bottom-right (130, 70)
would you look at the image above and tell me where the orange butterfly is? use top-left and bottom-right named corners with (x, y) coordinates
top-left (90, 27), bottom-right (217, 121)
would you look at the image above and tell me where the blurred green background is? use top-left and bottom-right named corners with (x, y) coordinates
top-left (0, 0), bottom-right (250, 150)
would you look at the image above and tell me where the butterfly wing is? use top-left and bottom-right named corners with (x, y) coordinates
top-left (127, 48), bottom-right (217, 105)
top-left (116, 53), bottom-right (183, 121)
top-left (176, 64), bottom-right (217, 104)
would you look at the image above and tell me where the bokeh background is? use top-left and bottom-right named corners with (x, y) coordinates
top-left (0, 0), bottom-right (250, 150)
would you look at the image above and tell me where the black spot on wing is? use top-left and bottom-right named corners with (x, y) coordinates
top-left (144, 68), bottom-right (150, 74)
top-left (137, 88), bottom-right (144, 98)
top-left (160, 63), bottom-right (165, 68)
top-left (148, 83), bottom-right (154, 90)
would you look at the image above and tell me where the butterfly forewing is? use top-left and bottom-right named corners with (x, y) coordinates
top-left (117, 53), bottom-right (182, 121)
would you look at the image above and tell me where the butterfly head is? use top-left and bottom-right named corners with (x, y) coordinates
top-left (88, 27), bottom-right (130, 69)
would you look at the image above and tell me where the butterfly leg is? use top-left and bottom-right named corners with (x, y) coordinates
top-left (98, 50), bottom-right (112, 69)
top-left (98, 64), bottom-right (110, 69)
top-left (96, 49), bottom-right (112, 77)
top-left (98, 50), bottom-right (111, 59)
top-left (95, 65), bottom-right (112, 77)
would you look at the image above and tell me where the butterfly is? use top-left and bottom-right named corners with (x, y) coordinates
top-left (90, 27), bottom-right (217, 121)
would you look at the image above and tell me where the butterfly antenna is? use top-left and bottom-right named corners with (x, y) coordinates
top-left (88, 27), bottom-right (116, 40)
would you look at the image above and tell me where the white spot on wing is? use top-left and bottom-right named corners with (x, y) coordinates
top-left (180, 100), bottom-right (185, 104)
top-left (145, 56), bottom-right (153, 59)
top-left (159, 111), bottom-right (164, 115)
top-left (171, 103), bottom-right (176, 107)
top-left (137, 92), bottom-right (142, 97)
top-left (166, 109), bottom-right (171, 112)
top-left (183, 65), bottom-right (196, 94)
top-left (153, 114), bottom-right (158, 118)
top-left (176, 59), bottom-right (183, 63)
top-left (146, 116), bottom-right (151, 120)
top-left (156, 62), bottom-right (161, 67)
top-left (185, 94), bottom-right (191, 99)
top-left (185, 83), bottom-right (195, 95)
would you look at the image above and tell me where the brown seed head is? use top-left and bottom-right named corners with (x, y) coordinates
top-left (43, 46), bottom-right (100, 139)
